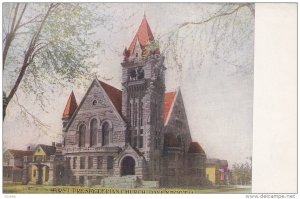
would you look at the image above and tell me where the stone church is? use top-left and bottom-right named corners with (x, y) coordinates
top-left (23, 16), bottom-right (207, 188)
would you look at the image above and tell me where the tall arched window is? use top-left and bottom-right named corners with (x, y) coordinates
top-left (90, 119), bottom-right (98, 147)
top-left (102, 122), bottom-right (109, 146)
top-left (139, 102), bottom-right (143, 126)
top-left (129, 102), bottom-right (132, 126)
top-left (79, 124), bottom-right (86, 147)
top-left (134, 102), bottom-right (137, 126)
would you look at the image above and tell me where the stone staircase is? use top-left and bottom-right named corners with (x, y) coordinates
top-left (101, 175), bottom-right (141, 188)
top-left (100, 175), bottom-right (159, 189)
top-left (140, 180), bottom-right (159, 188)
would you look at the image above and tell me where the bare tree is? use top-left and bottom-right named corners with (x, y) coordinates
top-left (3, 3), bottom-right (59, 120)
top-left (3, 3), bottom-right (107, 121)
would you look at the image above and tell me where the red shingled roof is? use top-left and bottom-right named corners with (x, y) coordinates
top-left (99, 80), bottom-right (122, 115)
top-left (163, 91), bottom-right (176, 123)
top-left (8, 149), bottom-right (33, 158)
top-left (127, 15), bottom-right (158, 56)
top-left (62, 91), bottom-right (78, 118)
top-left (188, 142), bottom-right (205, 154)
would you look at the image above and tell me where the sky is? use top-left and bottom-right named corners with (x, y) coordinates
top-left (3, 3), bottom-right (254, 167)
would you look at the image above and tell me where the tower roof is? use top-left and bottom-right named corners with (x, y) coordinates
top-left (62, 91), bottom-right (78, 118)
top-left (126, 15), bottom-right (158, 57)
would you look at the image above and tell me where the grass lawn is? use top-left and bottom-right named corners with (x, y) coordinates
top-left (3, 184), bottom-right (251, 194)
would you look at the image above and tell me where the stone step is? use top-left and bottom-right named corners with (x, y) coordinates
top-left (142, 181), bottom-right (159, 188)
top-left (102, 175), bottom-right (140, 188)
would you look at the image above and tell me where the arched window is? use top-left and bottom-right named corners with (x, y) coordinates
top-left (102, 122), bottom-right (109, 146)
top-left (134, 102), bottom-right (137, 126)
top-left (90, 119), bottom-right (98, 147)
top-left (79, 124), bottom-right (86, 147)
top-left (139, 102), bottom-right (143, 126)
top-left (129, 102), bottom-right (132, 126)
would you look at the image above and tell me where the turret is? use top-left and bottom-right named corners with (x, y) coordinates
top-left (121, 15), bottom-right (166, 180)
top-left (62, 91), bottom-right (78, 129)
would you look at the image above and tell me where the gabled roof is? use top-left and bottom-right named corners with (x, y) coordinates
top-left (126, 15), bottom-right (157, 56)
top-left (64, 79), bottom-right (125, 131)
top-left (99, 80), bottom-right (122, 115)
top-left (163, 91), bottom-right (176, 123)
top-left (62, 91), bottom-right (78, 118)
top-left (38, 144), bottom-right (56, 156)
top-left (188, 142), bottom-right (206, 154)
top-left (6, 149), bottom-right (33, 158)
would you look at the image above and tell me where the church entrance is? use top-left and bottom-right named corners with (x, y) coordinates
top-left (121, 156), bottom-right (135, 176)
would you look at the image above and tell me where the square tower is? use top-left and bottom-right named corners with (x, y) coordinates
top-left (121, 16), bottom-right (166, 180)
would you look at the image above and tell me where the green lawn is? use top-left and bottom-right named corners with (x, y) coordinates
top-left (3, 184), bottom-right (251, 194)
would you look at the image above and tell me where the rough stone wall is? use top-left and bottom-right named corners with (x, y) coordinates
top-left (64, 149), bottom-right (120, 185)
top-left (64, 80), bottom-right (126, 148)
top-left (61, 80), bottom-right (127, 185)
top-left (183, 153), bottom-right (207, 186)
top-left (121, 55), bottom-right (165, 181)
top-left (164, 90), bottom-right (192, 153)
top-left (160, 149), bottom-right (184, 187)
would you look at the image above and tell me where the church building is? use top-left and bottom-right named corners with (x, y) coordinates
top-left (23, 16), bottom-right (207, 188)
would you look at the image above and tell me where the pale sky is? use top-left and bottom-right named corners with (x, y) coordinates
top-left (3, 3), bottom-right (254, 167)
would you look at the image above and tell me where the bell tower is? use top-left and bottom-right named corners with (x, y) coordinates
top-left (121, 16), bottom-right (165, 180)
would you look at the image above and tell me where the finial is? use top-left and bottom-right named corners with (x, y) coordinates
top-left (143, 11), bottom-right (146, 18)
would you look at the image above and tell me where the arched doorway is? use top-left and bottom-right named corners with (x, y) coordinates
top-left (121, 156), bottom-right (135, 176)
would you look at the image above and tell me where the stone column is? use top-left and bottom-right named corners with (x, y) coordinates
top-left (22, 162), bottom-right (29, 185)
top-left (48, 155), bottom-right (56, 185)
top-left (36, 163), bottom-right (43, 185)
top-left (48, 166), bottom-right (54, 185)
top-left (93, 156), bottom-right (97, 169)
top-left (85, 156), bottom-right (88, 169)
top-left (103, 156), bottom-right (107, 173)
top-left (76, 156), bottom-right (80, 170)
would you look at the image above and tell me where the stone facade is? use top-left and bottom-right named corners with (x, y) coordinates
top-left (21, 16), bottom-right (207, 187)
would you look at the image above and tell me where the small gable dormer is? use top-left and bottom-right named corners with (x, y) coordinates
top-left (123, 15), bottom-right (160, 62)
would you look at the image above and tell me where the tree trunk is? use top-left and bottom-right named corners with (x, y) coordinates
top-left (3, 4), bottom-right (56, 121)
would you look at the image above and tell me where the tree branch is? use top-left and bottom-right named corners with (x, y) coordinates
top-left (15, 93), bottom-right (50, 128)
top-left (17, 14), bottom-right (42, 30)
top-left (177, 4), bottom-right (252, 29)
top-left (13, 3), bottom-right (27, 32)
top-left (5, 3), bottom-right (58, 111)
top-left (3, 3), bottom-right (27, 69)
top-left (9, 3), bottom-right (19, 33)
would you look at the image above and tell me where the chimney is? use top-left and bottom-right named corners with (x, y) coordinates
top-left (27, 146), bottom-right (31, 151)
top-left (52, 142), bottom-right (55, 147)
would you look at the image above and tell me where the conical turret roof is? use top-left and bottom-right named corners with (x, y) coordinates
top-left (62, 91), bottom-right (78, 118)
